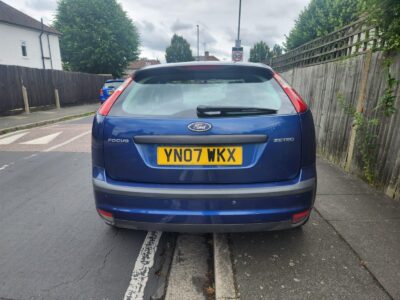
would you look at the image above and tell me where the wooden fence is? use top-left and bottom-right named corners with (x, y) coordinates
top-left (280, 52), bottom-right (400, 200)
top-left (0, 65), bottom-right (111, 114)
top-left (271, 18), bottom-right (382, 72)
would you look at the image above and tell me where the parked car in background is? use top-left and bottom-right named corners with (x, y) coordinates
top-left (92, 62), bottom-right (316, 232)
top-left (99, 79), bottom-right (124, 103)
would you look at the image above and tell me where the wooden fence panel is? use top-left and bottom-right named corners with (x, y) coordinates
top-left (0, 66), bottom-right (23, 112)
top-left (281, 52), bottom-right (400, 199)
top-left (0, 65), bottom-right (111, 114)
top-left (271, 18), bottom-right (382, 72)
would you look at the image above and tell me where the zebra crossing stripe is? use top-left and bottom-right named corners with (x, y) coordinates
top-left (0, 132), bottom-right (29, 145)
top-left (21, 132), bottom-right (62, 145)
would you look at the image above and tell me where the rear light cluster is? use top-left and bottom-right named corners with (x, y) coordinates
top-left (292, 209), bottom-right (310, 224)
top-left (99, 88), bottom-right (103, 96)
top-left (273, 73), bottom-right (308, 113)
top-left (97, 209), bottom-right (114, 224)
top-left (98, 77), bottom-right (133, 116)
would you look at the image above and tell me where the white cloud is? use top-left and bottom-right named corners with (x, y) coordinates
top-left (3, 0), bottom-right (310, 62)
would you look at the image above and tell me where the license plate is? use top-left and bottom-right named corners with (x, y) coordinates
top-left (109, 90), bottom-right (114, 94)
top-left (157, 146), bottom-right (243, 165)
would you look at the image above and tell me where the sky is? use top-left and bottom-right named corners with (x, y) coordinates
top-left (4, 0), bottom-right (310, 62)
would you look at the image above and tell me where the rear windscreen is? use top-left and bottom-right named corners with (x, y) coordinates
top-left (105, 81), bottom-right (123, 89)
top-left (109, 66), bottom-right (296, 118)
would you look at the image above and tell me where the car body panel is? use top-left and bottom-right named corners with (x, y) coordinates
top-left (102, 114), bottom-right (302, 184)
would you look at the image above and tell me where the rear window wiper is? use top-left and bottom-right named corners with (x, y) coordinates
top-left (197, 105), bottom-right (277, 117)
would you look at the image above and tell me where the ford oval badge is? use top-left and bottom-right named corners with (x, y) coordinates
top-left (187, 122), bottom-right (212, 132)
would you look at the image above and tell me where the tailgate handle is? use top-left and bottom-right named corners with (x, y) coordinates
top-left (133, 135), bottom-right (267, 145)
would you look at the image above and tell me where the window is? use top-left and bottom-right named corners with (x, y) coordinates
top-left (104, 81), bottom-right (124, 89)
top-left (21, 41), bottom-right (27, 57)
top-left (109, 66), bottom-right (297, 118)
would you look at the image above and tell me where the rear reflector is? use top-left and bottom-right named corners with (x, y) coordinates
top-left (292, 209), bottom-right (311, 223)
top-left (98, 77), bottom-right (132, 116)
top-left (273, 73), bottom-right (308, 113)
top-left (97, 209), bottom-right (114, 224)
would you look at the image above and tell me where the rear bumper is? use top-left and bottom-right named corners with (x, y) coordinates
top-left (92, 166), bottom-right (316, 232)
top-left (93, 177), bottom-right (315, 199)
top-left (112, 218), bottom-right (308, 232)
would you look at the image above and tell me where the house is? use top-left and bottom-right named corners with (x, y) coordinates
top-left (0, 1), bottom-right (62, 70)
top-left (197, 51), bottom-right (219, 61)
top-left (125, 58), bottom-right (160, 75)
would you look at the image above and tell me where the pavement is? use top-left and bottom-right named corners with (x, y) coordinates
top-left (0, 115), bottom-right (399, 300)
top-left (0, 103), bottom-right (100, 134)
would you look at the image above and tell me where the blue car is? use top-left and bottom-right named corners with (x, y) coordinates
top-left (92, 62), bottom-right (316, 232)
top-left (99, 79), bottom-right (124, 103)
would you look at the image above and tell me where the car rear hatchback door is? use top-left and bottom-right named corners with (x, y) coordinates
top-left (102, 64), bottom-right (302, 184)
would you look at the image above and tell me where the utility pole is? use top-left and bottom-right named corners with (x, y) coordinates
top-left (196, 24), bottom-right (200, 61)
top-left (232, 0), bottom-right (243, 61)
top-left (236, 0), bottom-right (241, 48)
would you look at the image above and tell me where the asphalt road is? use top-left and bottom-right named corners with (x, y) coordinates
top-left (0, 117), bottom-right (172, 300)
top-left (0, 116), bottom-right (397, 299)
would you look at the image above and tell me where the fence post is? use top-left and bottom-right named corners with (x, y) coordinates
top-left (22, 85), bottom-right (30, 114)
top-left (344, 50), bottom-right (373, 172)
top-left (54, 88), bottom-right (61, 109)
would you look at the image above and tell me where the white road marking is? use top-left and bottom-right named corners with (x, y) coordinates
top-left (0, 163), bottom-right (13, 171)
top-left (0, 132), bottom-right (29, 145)
top-left (43, 130), bottom-right (91, 152)
top-left (21, 132), bottom-right (62, 145)
top-left (0, 129), bottom-right (28, 138)
top-left (124, 231), bottom-right (162, 300)
top-left (0, 130), bottom-right (90, 173)
top-left (23, 153), bottom-right (39, 160)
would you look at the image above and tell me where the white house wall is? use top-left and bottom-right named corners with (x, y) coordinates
top-left (0, 22), bottom-right (62, 70)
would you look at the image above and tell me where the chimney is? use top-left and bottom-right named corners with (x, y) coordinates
top-left (205, 51), bottom-right (209, 58)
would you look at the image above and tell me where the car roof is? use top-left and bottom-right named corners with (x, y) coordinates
top-left (135, 61), bottom-right (273, 72)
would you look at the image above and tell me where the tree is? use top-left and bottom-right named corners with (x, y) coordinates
top-left (285, 0), bottom-right (361, 50)
top-left (249, 41), bottom-right (271, 63)
top-left (361, 0), bottom-right (400, 53)
top-left (165, 34), bottom-right (194, 63)
top-left (54, 0), bottom-right (139, 77)
top-left (271, 44), bottom-right (283, 57)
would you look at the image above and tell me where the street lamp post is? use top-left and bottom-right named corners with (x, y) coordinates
top-left (232, 0), bottom-right (243, 62)
top-left (236, 0), bottom-right (241, 48)
top-left (196, 24), bottom-right (200, 61)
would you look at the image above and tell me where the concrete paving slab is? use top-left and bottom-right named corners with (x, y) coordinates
top-left (314, 157), bottom-right (400, 299)
top-left (214, 234), bottom-right (238, 300)
top-left (316, 194), bottom-right (400, 221)
top-left (230, 212), bottom-right (390, 300)
top-left (165, 234), bottom-right (210, 300)
top-left (330, 219), bottom-right (400, 299)
top-left (316, 158), bottom-right (376, 196)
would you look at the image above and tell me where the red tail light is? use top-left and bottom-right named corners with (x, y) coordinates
top-left (273, 73), bottom-right (308, 113)
top-left (97, 209), bottom-right (114, 224)
top-left (99, 88), bottom-right (103, 96)
top-left (292, 209), bottom-right (311, 223)
top-left (98, 77), bottom-right (133, 116)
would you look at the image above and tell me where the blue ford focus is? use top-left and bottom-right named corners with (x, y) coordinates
top-left (92, 62), bottom-right (316, 232)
